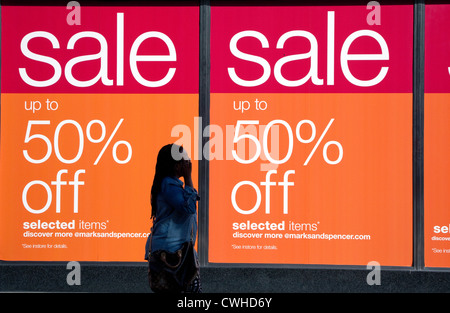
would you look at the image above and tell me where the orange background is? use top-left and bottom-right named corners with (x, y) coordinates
top-left (424, 93), bottom-right (450, 268)
top-left (209, 93), bottom-right (412, 266)
top-left (0, 93), bottom-right (198, 261)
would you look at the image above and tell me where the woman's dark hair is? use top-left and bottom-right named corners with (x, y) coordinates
top-left (150, 143), bottom-right (184, 218)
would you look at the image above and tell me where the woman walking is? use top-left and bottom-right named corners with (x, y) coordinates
top-left (146, 143), bottom-right (201, 293)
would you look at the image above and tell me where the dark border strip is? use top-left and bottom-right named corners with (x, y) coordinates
top-left (413, 0), bottom-right (425, 270)
top-left (198, 0), bottom-right (210, 267)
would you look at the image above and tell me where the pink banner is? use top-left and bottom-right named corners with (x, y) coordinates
top-left (425, 4), bottom-right (450, 93)
top-left (211, 5), bottom-right (412, 93)
top-left (1, 5), bottom-right (199, 93)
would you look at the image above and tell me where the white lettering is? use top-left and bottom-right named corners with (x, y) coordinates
top-left (19, 13), bottom-right (177, 88)
top-left (274, 30), bottom-right (323, 86)
top-left (129, 31), bottom-right (177, 87)
top-left (19, 32), bottom-right (62, 87)
top-left (228, 31), bottom-right (271, 87)
top-left (227, 11), bottom-right (390, 88)
top-left (340, 30), bottom-right (389, 87)
top-left (65, 32), bottom-right (113, 87)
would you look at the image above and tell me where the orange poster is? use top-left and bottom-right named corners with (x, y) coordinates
top-left (209, 3), bottom-right (413, 266)
top-left (0, 5), bottom-right (199, 262)
top-left (0, 93), bottom-right (198, 261)
top-left (424, 4), bottom-right (450, 268)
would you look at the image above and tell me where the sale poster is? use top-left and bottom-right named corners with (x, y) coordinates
top-left (209, 3), bottom-right (413, 266)
top-left (0, 5), bottom-right (199, 261)
top-left (424, 4), bottom-right (450, 268)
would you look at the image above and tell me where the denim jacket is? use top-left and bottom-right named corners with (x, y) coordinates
top-left (145, 176), bottom-right (199, 258)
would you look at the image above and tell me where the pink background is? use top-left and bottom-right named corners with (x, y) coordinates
top-left (211, 4), bottom-right (413, 93)
top-left (1, 5), bottom-right (199, 93)
top-left (425, 4), bottom-right (450, 93)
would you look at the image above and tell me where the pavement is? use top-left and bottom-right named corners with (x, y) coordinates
top-left (1, 263), bottom-right (450, 293)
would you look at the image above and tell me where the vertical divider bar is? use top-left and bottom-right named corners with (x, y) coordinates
top-left (198, 0), bottom-right (211, 267)
top-left (413, 0), bottom-right (425, 270)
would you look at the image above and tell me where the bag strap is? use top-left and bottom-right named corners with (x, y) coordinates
top-left (147, 216), bottom-right (155, 259)
top-left (161, 250), bottom-right (183, 269)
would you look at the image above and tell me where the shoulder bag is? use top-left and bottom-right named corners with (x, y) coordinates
top-left (148, 227), bottom-right (199, 293)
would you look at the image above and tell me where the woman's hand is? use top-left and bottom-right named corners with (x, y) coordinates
top-left (182, 160), bottom-right (193, 188)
